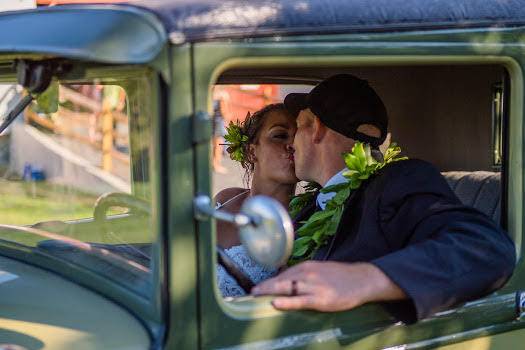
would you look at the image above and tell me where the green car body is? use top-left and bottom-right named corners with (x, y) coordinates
top-left (0, 1), bottom-right (524, 349)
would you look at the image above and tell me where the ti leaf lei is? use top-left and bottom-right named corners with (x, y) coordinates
top-left (288, 142), bottom-right (408, 265)
top-left (289, 182), bottom-right (322, 218)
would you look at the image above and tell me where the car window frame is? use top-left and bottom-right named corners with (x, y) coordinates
top-left (190, 33), bottom-right (524, 349)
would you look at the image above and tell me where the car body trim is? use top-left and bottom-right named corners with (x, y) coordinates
top-left (216, 328), bottom-right (344, 350)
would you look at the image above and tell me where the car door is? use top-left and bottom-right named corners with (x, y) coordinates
top-left (190, 29), bottom-right (524, 349)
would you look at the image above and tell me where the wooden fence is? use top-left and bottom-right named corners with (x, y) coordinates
top-left (24, 85), bottom-right (130, 177)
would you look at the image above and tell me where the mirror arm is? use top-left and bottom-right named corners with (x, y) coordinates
top-left (0, 59), bottom-right (67, 135)
top-left (193, 195), bottom-right (254, 227)
top-left (0, 94), bottom-right (34, 134)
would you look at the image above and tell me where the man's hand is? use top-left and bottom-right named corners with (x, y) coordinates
top-left (251, 261), bottom-right (407, 311)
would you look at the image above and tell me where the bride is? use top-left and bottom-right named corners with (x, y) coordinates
top-left (215, 103), bottom-right (297, 297)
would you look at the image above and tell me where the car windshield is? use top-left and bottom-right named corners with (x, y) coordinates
top-left (0, 75), bottom-right (155, 300)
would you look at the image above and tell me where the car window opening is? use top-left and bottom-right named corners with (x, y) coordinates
top-left (211, 63), bottom-right (512, 300)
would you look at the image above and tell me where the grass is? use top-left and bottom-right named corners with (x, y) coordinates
top-left (0, 179), bottom-right (96, 225)
top-left (0, 179), bottom-right (153, 246)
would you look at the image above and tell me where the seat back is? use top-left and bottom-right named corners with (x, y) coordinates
top-left (442, 171), bottom-right (501, 224)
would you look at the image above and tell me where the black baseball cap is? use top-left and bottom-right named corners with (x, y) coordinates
top-left (284, 74), bottom-right (388, 148)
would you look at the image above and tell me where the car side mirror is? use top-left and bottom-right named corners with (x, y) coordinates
top-left (194, 195), bottom-right (294, 268)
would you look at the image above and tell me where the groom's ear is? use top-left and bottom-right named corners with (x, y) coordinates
top-left (312, 116), bottom-right (327, 144)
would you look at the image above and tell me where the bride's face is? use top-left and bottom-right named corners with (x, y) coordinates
top-left (250, 110), bottom-right (298, 185)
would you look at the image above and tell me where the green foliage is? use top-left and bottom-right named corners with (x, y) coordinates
top-left (34, 80), bottom-right (59, 114)
top-left (223, 120), bottom-right (248, 162)
top-left (288, 142), bottom-right (407, 265)
top-left (288, 182), bottom-right (321, 218)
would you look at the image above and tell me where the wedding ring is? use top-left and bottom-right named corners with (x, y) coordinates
top-left (291, 280), bottom-right (298, 296)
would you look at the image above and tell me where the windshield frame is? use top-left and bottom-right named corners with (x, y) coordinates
top-left (0, 63), bottom-right (165, 337)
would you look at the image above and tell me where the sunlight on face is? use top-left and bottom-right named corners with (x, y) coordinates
top-left (251, 110), bottom-right (298, 185)
top-left (292, 109), bottom-right (315, 182)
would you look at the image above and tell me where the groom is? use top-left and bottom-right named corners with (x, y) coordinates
top-left (252, 74), bottom-right (516, 322)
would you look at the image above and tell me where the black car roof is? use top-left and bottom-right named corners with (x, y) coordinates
top-left (128, 0), bottom-right (525, 42)
top-left (1, 0), bottom-right (524, 65)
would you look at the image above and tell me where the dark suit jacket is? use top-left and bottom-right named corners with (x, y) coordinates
top-left (298, 159), bottom-right (516, 323)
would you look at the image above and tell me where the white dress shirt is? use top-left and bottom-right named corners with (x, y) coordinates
top-left (316, 168), bottom-right (348, 210)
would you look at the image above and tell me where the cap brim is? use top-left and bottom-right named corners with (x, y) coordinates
top-left (284, 93), bottom-right (309, 117)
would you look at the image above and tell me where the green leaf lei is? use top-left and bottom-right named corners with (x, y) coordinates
top-left (289, 182), bottom-right (322, 218)
top-left (288, 142), bottom-right (408, 265)
top-left (223, 120), bottom-right (249, 162)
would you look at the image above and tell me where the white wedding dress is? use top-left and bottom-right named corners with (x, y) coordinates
top-left (217, 245), bottom-right (276, 297)
top-left (215, 192), bottom-right (276, 297)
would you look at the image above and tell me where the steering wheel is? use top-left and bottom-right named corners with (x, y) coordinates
top-left (94, 192), bottom-right (254, 293)
top-left (93, 192), bottom-right (151, 225)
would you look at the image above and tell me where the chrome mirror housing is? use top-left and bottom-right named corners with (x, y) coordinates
top-left (193, 194), bottom-right (294, 268)
top-left (238, 196), bottom-right (294, 268)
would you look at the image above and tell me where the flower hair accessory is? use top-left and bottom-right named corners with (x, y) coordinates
top-left (223, 118), bottom-right (249, 162)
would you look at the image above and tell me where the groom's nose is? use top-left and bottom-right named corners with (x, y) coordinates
top-left (286, 144), bottom-right (295, 153)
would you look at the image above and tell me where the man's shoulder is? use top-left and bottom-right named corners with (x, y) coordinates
top-left (367, 158), bottom-right (454, 198)
top-left (380, 158), bottom-right (440, 177)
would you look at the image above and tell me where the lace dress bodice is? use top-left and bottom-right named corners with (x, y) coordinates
top-left (215, 190), bottom-right (277, 297)
top-left (217, 245), bottom-right (276, 297)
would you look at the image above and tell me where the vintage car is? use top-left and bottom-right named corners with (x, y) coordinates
top-left (0, 0), bottom-right (523, 349)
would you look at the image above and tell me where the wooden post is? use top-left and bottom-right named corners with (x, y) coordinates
top-left (101, 109), bottom-right (113, 172)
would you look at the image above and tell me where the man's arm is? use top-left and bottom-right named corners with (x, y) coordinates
top-left (371, 160), bottom-right (515, 321)
top-left (252, 261), bottom-right (406, 311)
top-left (253, 160), bottom-right (515, 320)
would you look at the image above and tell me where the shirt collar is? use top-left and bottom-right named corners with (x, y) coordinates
top-left (316, 168), bottom-right (348, 210)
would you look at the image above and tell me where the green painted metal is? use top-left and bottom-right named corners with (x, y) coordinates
top-left (0, 255), bottom-right (150, 349)
top-left (0, 6), bottom-right (167, 64)
top-left (138, 67), bottom-right (166, 336)
top-left (438, 325), bottom-right (525, 350)
top-left (191, 27), bottom-right (525, 349)
top-left (163, 44), bottom-right (200, 349)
